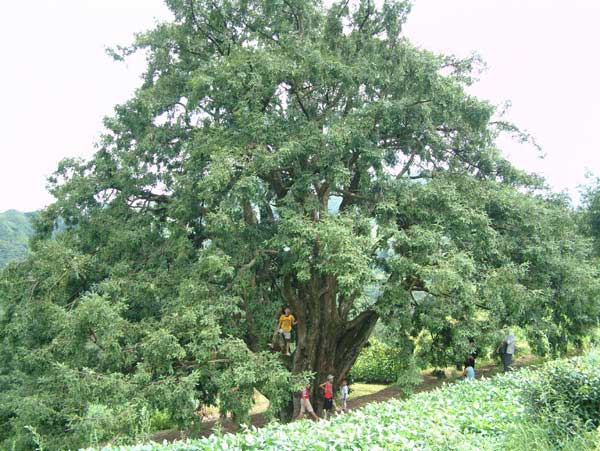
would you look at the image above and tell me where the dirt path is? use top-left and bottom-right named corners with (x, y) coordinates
top-left (152, 354), bottom-right (537, 442)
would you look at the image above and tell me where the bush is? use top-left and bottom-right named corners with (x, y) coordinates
top-left (522, 350), bottom-right (600, 434)
top-left (149, 410), bottom-right (177, 432)
top-left (350, 338), bottom-right (412, 384)
top-left (482, 420), bottom-right (600, 451)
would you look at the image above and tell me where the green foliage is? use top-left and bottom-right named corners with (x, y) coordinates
top-left (0, 210), bottom-right (34, 268)
top-left (350, 338), bottom-right (421, 394)
top-left (580, 175), bottom-right (600, 255)
top-left (485, 420), bottom-right (600, 451)
top-left (523, 350), bottom-right (600, 434)
top-left (2, 0), bottom-right (600, 449)
top-left (0, 239), bottom-right (293, 450)
top-left (148, 410), bottom-right (176, 432)
top-left (86, 351), bottom-right (600, 451)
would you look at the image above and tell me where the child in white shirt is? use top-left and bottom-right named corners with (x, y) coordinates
top-left (340, 379), bottom-right (349, 412)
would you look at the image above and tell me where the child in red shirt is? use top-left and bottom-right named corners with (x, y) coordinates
top-left (295, 386), bottom-right (319, 421)
top-left (319, 374), bottom-right (337, 419)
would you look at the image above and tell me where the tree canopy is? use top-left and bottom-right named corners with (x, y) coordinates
top-left (1, 0), bottom-right (598, 449)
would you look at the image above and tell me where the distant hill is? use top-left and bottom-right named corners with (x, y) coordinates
top-left (0, 210), bottom-right (35, 268)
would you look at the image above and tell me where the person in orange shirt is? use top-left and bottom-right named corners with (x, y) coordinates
top-left (319, 374), bottom-right (337, 419)
top-left (278, 306), bottom-right (297, 356)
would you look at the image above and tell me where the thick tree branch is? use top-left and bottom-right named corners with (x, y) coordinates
top-left (283, 275), bottom-right (300, 310)
top-left (243, 201), bottom-right (258, 226)
top-left (345, 309), bottom-right (378, 332)
top-left (357, 0), bottom-right (373, 32)
top-left (334, 309), bottom-right (379, 379)
top-left (397, 147), bottom-right (418, 178)
top-left (264, 170), bottom-right (288, 199)
top-left (292, 89), bottom-right (311, 120)
top-left (188, 0), bottom-right (226, 56)
top-left (338, 293), bottom-right (357, 321)
top-left (283, 0), bottom-right (303, 34)
top-left (89, 329), bottom-right (105, 351)
top-left (339, 152), bottom-right (361, 211)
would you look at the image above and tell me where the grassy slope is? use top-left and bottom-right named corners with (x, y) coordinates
top-left (88, 351), bottom-right (600, 451)
top-left (0, 210), bottom-right (35, 268)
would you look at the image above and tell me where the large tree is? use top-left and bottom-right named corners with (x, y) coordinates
top-left (2, 0), bottom-right (599, 448)
top-left (68, 0), bottom-right (519, 402)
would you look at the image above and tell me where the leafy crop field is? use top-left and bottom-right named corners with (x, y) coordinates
top-left (86, 352), bottom-right (600, 451)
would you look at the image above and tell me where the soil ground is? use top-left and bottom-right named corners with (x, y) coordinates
top-left (151, 354), bottom-right (539, 442)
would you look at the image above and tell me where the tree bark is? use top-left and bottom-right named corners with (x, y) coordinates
top-left (283, 274), bottom-right (379, 418)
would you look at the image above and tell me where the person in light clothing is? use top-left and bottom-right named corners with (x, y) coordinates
top-left (340, 379), bottom-right (349, 412)
top-left (461, 355), bottom-right (475, 380)
top-left (496, 328), bottom-right (516, 372)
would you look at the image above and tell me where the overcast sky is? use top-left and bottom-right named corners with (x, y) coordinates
top-left (1, 0), bottom-right (598, 212)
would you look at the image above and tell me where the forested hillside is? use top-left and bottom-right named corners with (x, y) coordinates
top-left (0, 210), bottom-right (34, 267)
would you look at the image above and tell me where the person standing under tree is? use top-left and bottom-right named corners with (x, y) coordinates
top-left (496, 328), bottom-right (515, 372)
top-left (295, 386), bottom-right (319, 421)
top-left (467, 337), bottom-right (478, 368)
top-left (319, 375), bottom-right (337, 420)
top-left (340, 379), bottom-right (349, 412)
top-left (278, 307), bottom-right (297, 356)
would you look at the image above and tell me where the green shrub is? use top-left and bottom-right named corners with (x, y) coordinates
top-left (522, 350), bottom-right (600, 434)
top-left (149, 410), bottom-right (176, 432)
top-left (478, 420), bottom-right (600, 451)
top-left (350, 338), bottom-right (416, 385)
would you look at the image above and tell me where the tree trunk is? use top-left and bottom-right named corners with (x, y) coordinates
top-left (283, 274), bottom-right (379, 417)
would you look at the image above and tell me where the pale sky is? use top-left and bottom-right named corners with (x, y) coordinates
top-left (1, 0), bottom-right (598, 212)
